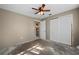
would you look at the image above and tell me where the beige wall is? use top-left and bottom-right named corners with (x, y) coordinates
top-left (43, 8), bottom-right (79, 46)
top-left (73, 8), bottom-right (79, 46)
top-left (0, 9), bottom-right (36, 47)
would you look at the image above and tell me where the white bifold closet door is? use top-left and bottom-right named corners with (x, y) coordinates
top-left (40, 20), bottom-right (46, 40)
top-left (50, 14), bottom-right (73, 45)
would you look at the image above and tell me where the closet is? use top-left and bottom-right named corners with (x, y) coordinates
top-left (50, 14), bottom-right (73, 45)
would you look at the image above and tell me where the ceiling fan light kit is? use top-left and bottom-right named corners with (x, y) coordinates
top-left (38, 11), bottom-right (44, 15)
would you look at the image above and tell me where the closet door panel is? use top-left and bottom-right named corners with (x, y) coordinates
top-left (50, 14), bottom-right (73, 45)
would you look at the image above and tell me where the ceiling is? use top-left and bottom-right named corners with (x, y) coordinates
top-left (0, 4), bottom-right (79, 20)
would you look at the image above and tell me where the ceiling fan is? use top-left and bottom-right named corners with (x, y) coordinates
top-left (32, 4), bottom-right (50, 15)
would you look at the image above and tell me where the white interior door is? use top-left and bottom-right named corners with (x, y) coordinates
top-left (50, 14), bottom-right (73, 45)
top-left (40, 20), bottom-right (46, 40)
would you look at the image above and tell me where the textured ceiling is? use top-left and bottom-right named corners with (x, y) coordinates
top-left (0, 4), bottom-right (79, 20)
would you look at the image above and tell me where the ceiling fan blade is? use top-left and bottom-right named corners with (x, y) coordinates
top-left (35, 12), bottom-right (39, 14)
top-left (32, 8), bottom-right (38, 10)
top-left (43, 10), bottom-right (50, 12)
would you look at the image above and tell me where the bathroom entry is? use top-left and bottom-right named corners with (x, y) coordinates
top-left (34, 21), bottom-right (40, 38)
